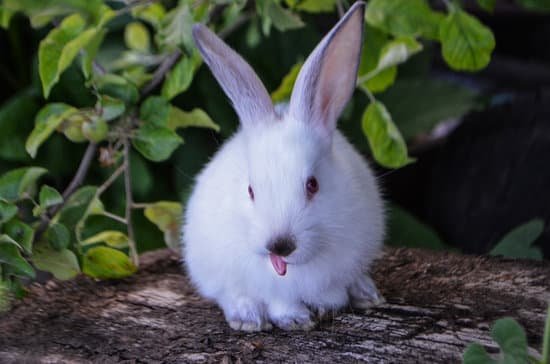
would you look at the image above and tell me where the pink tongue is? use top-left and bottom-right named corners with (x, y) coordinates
top-left (269, 254), bottom-right (287, 276)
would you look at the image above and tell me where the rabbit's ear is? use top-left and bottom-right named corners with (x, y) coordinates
top-left (289, 2), bottom-right (364, 137)
top-left (193, 24), bottom-right (275, 127)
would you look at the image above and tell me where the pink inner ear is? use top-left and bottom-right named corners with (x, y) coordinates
top-left (315, 10), bottom-right (363, 129)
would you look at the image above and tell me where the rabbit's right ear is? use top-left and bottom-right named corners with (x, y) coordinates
top-left (192, 24), bottom-right (275, 128)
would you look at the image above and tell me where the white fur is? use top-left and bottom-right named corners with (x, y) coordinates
top-left (183, 2), bottom-right (384, 331)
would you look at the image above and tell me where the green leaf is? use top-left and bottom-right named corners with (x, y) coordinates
top-left (81, 28), bottom-right (106, 80)
top-left (440, 9), bottom-right (495, 71)
top-left (0, 280), bottom-right (11, 312)
top-left (0, 91), bottom-right (40, 161)
top-left (33, 246), bottom-right (80, 280)
top-left (96, 73), bottom-right (139, 104)
top-left (83, 246), bottom-right (137, 279)
top-left (288, 0), bottom-right (336, 13)
top-left (386, 204), bottom-right (449, 250)
top-left (0, 6), bottom-right (15, 28)
top-left (167, 107), bottom-right (220, 132)
top-left (38, 14), bottom-right (98, 98)
top-left (378, 77), bottom-right (478, 140)
top-left (264, 1), bottom-right (304, 31)
top-left (144, 201), bottom-right (182, 250)
top-left (0, 167), bottom-right (48, 202)
top-left (158, 2), bottom-right (194, 52)
top-left (361, 101), bottom-right (413, 169)
top-left (121, 67), bottom-right (153, 88)
top-left (2, 0), bottom-right (107, 28)
top-left (56, 186), bottom-right (98, 244)
top-left (97, 95), bottom-right (125, 121)
top-left (45, 223), bottom-right (70, 251)
top-left (82, 116), bottom-right (108, 143)
top-left (132, 124), bottom-right (183, 162)
top-left (358, 25), bottom-right (397, 94)
top-left (132, 3), bottom-right (166, 29)
top-left (26, 103), bottom-right (77, 158)
top-left (140, 96), bottom-right (170, 127)
top-left (359, 36), bottom-right (422, 93)
top-left (365, 0), bottom-right (444, 40)
top-left (491, 318), bottom-right (529, 362)
top-left (39, 185), bottom-right (63, 209)
top-left (515, 0), bottom-right (550, 12)
top-left (82, 230), bottom-right (129, 249)
top-left (0, 200), bottom-right (17, 225)
top-left (490, 219), bottom-right (544, 260)
top-left (125, 21), bottom-right (150, 52)
top-left (4, 219), bottom-right (34, 254)
top-left (477, 0), bottom-right (496, 12)
top-left (161, 56), bottom-right (195, 100)
top-left (0, 238), bottom-right (35, 278)
top-left (271, 61), bottom-right (302, 102)
top-left (462, 343), bottom-right (495, 364)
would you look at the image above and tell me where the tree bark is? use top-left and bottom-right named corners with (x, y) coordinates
top-left (1, 248), bottom-right (548, 363)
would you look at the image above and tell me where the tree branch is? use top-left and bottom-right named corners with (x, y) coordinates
top-left (140, 50), bottom-right (182, 98)
top-left (123, 139), bottom-right (139, 266)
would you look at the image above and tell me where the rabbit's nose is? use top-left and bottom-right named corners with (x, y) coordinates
top-left (267, 236), bottom-right (296, 257)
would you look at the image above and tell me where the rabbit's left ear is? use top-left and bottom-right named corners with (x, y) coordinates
top-left (192, 24), bottom-right (275, 128)
top-left (289, 2), bottom-right (365, 137)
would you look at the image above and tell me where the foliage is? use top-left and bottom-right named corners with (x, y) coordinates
top-left (490, 219), bottom-right (544, 260)
top-left (463, 305), bottom-right (550, 364)
top-left (0, 0), bottom-right (537, 309)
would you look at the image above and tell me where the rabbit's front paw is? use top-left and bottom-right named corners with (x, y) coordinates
top-left (223, 297), bottom-right (272, 332)
top-left (348, 274), bottom-right (385, 309)
top-left (269, 302), bottom-right (316, 331)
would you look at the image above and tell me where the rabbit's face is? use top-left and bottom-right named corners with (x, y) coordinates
top-left (245, 119), bottom-right (331, 268)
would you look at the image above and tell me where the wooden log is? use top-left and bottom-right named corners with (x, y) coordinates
top-left (1, 248), bottom-right (548, 363)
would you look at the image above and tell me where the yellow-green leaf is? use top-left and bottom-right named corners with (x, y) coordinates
top-left (440, 9), bottom-right (495, 71)
top-left (365, 0), bottom-right (444, 40)
top-left (38, 14), bottom-right (98, 98)
top-left (0, 200), bottom-right (17, 224)
top-left (33, 246), bottom-right (80, 280)
top-left (361, 101), bottom-right (413, 169)
top-left (0, 167), bottom-right (48, 202)
top-left (161, 56), bottom-right (195, 100)
top-left (26, 103), bottom-right (77, 158)
top-left (167, 107), bottom-right (220, 132)
top-left (358, 37), bottom-right (422, 93)
top-left (83, 246), bottom-right (137, 279)
top-left (132, 124), bottom-right (183, 162)
top-left (39, 185), bottom-right (63, 209)
top-left (124, 22), bottom-right (150, 52)
top-left (131, 2), bottom-right (166, 29)
top-left (0, 238), bottom-right (35, 278)
top-left (45, 223), bottom-right (70, 251)
top-left (81, 28), bottom-right (106, 80)
top-left (144, 201), bottom-right (182, 249)
top-left (4, 219), bottom-right (34, 254)
top-left (271, 61), bottom-right (302, 103)
top-left (82, 230), bottom-right (129, 249)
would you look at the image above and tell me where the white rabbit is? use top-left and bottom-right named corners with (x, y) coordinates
top-left (183, 1), bottom-right (384, 332)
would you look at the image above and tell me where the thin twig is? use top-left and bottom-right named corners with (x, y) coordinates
top-left (140, 50), bottom-right (182, 97)
top-left (336, 0), bottom-right (345, 18)
top-left (102, 211), bottom-right (128, 225)
top-left (62, 143), bottom-right (98, 200)
top-left (123, 139), bottom-right (139, 266)
top-left (96, 163), bottom-right (126, 196)
top-left (35, 143), bottom-right (97, 240)
top-left (219, 12), bottom-right (253, 39)
top-left (131, 202), bottom-right (150, 209)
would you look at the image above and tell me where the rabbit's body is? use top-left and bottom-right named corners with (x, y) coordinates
top-left (183, 2), bottom-right (384, 331)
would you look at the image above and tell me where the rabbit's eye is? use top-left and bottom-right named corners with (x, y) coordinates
top-left (306, 176), bottom-right (319, 199)
top-left (248, 185), bottom-right (254, 201)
